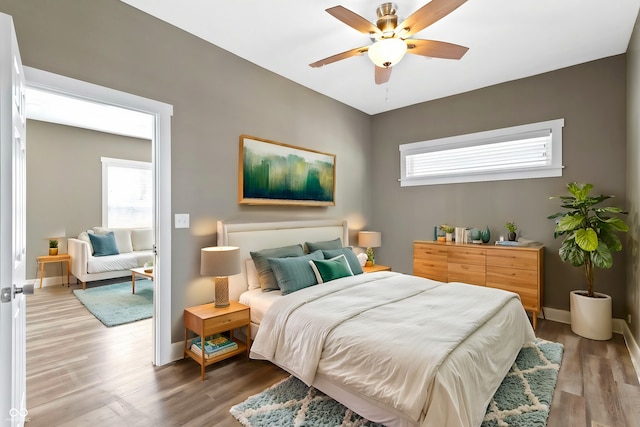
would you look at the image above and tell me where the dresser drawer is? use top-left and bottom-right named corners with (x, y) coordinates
top-left (486, 268), bottom-right (540, 310)
top-left (447, 246), bottom-right (486, 266)
top-left (413, 259), bottom-right (448, 282)
top-left (486, 250), bottom-right (538, 270)
top-left (448, 262), bottom-right (485, 286)
top-left (414, 242), bottom-right (448, 260)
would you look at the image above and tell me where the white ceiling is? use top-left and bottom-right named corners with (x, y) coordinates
top-left (121, 0), bottom-right (640, 115)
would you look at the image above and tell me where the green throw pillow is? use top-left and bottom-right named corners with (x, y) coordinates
top-left (250, 244), bottom-right (304, 291)
top-left (321, 247), bottom-right (363, 275)
top-left (267, 251), bottom-right (324, 295)
top-left (305, 237), bottom-right (343, 252)
top-left (88, 231), bottom-right (120, 257)
top-left (310, 254), bottom-right (354, 283)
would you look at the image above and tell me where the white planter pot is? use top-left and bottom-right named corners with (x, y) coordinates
top-left (570, 290), bottom-right (612, 340)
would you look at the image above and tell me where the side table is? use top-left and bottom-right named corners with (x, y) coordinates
top-left (36, 254), bottom-right (71, 288)
top-left (184, 301), bottom-right (251, 380)
top-left (362, 264), bottom-right (391, 273)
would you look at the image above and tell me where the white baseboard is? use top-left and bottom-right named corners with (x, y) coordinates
top-left (27, 276), bottom-right (73, 288)
top-left (171, 341), bottom-right (184, 362)
top-left (542, 306), bottom-right (640, 383)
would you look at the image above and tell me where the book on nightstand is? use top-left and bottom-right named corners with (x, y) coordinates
top-left (190, 334), bottom-right (238, 359)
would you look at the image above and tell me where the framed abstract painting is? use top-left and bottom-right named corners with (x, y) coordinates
top-left (239, 135), bottom-right (336, 206)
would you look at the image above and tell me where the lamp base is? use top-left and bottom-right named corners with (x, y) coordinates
top-left (214, 276), bottom-right (230, 308)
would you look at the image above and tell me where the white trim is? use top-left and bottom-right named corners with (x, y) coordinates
top-left (541, 306), bottom-right (571, 325)
top-left (621, 321), bottom-right (640, 384)
top-left (24, 67), bottom-right (174, 366)
top-left (399, 119), bottom-right (564, 186)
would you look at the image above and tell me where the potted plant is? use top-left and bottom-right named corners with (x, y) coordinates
top-left (505, 221), bottom-right (517, 241)
top-left (548, 182), bottom-right (628, 340)
top-left (49, 239), bottom-right (59, 256)
top-left (440, 224), bottom-right (455, 242)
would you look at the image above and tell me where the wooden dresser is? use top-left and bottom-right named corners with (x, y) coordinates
top-left (413, 240), bottom-right (544, 329)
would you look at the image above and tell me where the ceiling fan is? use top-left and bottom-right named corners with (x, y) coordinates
top-left (309, 0), bottom-right (469, 84)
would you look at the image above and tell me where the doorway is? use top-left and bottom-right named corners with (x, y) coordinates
top-left (24, 67), bottom-right (173, 366)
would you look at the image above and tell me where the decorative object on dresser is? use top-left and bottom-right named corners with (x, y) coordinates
top-left (358, 231), bottom-right (381, 266)
top-left (413, 240), bottom-right (544, 329)
top-left (548, 182), bottom-right (629, 341)
top-left (183, 301), bottom-right (250, 380)
top-left (238, 135), bottom-right (336, 206)
top-left (439, 224), bottom-right (455, 242)
top-left (505, 221), bottom-right (517, 241)
top-left (201, 246), bottom-right (241, 308)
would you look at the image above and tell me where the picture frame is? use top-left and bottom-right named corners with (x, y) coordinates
top-left (238, 135), bottom-right (336, 206)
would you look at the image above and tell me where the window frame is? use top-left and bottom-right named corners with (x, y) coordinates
top-left (101, 156), bottom-right (152, 228)
top-left (399, 119), bottom-right (565, 186)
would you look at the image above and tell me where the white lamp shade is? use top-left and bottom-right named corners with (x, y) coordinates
top-left (359, 231), bottom-right (382, 248)
top-left (201, 246), bottom-right (241, 277)
top-left (368, 38), bottom-right (407, 68)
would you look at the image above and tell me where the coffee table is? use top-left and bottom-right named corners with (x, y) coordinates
top-left (130, 267), bottom-right (154, 294)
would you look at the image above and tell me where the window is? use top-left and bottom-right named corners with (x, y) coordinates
top-left (399, 119), bottom-right (564, 186)
top-left (101, 157), bottom-right (152, 228)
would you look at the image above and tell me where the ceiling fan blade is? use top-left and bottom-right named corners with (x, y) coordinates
top-left (326, 6), bottom-right (382, 36)
top-left (375, 66), bottom-right (392, 85)
top-left (406, 39), bottom-right (468, 60)
top-left (396, 0), bottom-right (467, 38)
top-left (309, 46), bottom-right (369, 68)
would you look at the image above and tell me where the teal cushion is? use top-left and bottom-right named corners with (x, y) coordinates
top-left (322, 247), bottom-right (363, 275)
top-left (305, 237), bottom-right (343, 252)
top-left (310, 254), bottom-right (354, 283)
top-left (250, 244), bottom-right (304, 291)
top-left (267, 250), bottom-right (324, 295)
top-left (88, 231), bottom-right (120, 257)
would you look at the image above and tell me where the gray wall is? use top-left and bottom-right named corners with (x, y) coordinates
top-left (0, 0), bottom-right (372, 342)
top-left (26, 119), bottom-right (151, 281)
top-left (627, 14), bottom-right (640, 343)
top-left (371, 55), bottom-right (628, 318)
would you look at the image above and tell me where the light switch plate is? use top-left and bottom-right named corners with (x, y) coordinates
top-left (175, 214), bottom-right (190, 229)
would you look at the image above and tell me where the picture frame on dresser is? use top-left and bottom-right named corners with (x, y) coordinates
top-left (238, 135), bottom-right (336, 206)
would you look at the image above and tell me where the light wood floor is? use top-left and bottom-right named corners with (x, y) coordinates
top-left (25, 284), bottom-right (640, 427)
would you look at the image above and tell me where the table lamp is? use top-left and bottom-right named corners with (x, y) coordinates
top-left (201, 246), bottom-right (241, 308)
top-left (358, 231), bottom-right (382, 267)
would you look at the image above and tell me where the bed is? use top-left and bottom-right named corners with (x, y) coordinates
top-left (218, 219), bottom-right (536, 427)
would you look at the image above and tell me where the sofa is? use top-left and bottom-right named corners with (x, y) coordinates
top-left (68, 227), bottom-right (154, 289)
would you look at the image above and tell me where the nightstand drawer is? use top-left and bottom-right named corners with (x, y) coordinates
top-left (203, 309), bottom-right (249, 335)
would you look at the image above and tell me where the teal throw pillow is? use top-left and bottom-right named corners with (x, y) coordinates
top-left (250, 244), bottom-right (304, 291)
top-left (322, 247), bottom-right (363, 275)
top-left (305, 237), bottom-right (343, 252)
top-left (267, 250), bottom-right (324, 295)
top-left (88, 231), bottom-right (120, 257)
top-left (309, 254), bottom-right (354, 283)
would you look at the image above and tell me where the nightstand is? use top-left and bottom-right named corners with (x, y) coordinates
top-left (362, 264), bottom-right (392, 273)
top-left (184, 301), bottom-right (251, 380)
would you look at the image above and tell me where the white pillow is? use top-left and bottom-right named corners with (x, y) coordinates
top-left (93, 227), bottom-right (133, 253)
top-left (131, 228), bottom-right (153, 251)
top-left (246, 259), bottom-right (260, 290)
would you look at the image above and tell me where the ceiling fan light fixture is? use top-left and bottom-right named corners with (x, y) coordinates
top-left (368, 38), bottom-right (407, 68)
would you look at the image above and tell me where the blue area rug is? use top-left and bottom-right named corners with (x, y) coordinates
top-left (230, 339), bottom-right (563, 427)
top-left (73, 279), bottom-right (153, 327)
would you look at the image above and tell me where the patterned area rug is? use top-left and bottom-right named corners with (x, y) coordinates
top-left (73, 279), bottom-right (153, 327)
top-left (230, 339), bottom-right (563, 427)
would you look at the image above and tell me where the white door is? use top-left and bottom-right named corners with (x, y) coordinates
top-left (0, 13), bottom-right (28, 427)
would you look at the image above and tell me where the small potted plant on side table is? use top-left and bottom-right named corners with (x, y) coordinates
top-left (548, 182), bottom-right (628, 340)
top-left (49, 239), bottom-right (58, 256)
top-left (505, 221), bottom-right (517, 241)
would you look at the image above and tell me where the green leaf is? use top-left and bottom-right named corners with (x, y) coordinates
top-left (559, 239), bottom-right (586, 267)
top-left (594, 206), bottom-right (624, 214)
top-left (575, 228), bottom-right (598, 251)
top-left (604, 217), bottom-right (629, 232)
top-left (591, 242), bottom-right (613, 269)
top-left (556, 214), bottom-right (585, 232)
top-left (599, 232), bottom-right (622, 252)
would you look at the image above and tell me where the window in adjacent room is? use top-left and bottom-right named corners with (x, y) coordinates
top-left (101, 157), bottom-right (152, 228)
top-left (399, 118), bottom-right (564, 186)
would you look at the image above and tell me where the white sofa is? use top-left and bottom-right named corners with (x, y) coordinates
top-left (68, 227), bottom-right (154, 289)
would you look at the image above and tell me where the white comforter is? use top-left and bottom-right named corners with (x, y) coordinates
top-left (250, 272), bottom-right (535, 426)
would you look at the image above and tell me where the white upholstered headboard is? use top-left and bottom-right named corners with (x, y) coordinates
top-left (217, 219), bottom-right (349, 301)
